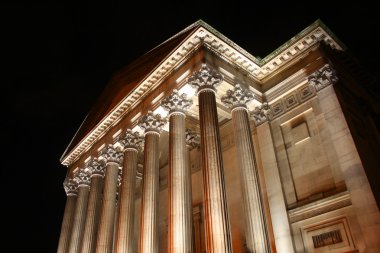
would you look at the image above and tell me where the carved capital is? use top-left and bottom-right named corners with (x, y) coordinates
top-left (73, 168), bottom-right (91, 187)
top-left (185, 129), bottom-right (200, 149)
top-left (118, 129), bottom-right (144, 151)
top-left (308, 64), bottom-right (338, 91)
top-left (251, 102), bottom-right (270, 125)
top-left (63, 178), bottom-right (78, 196)
top-left (138, 111), bottom-right (167, 134)
top-left (187, 64), bottom-right (223, 94)
top-left (86, 158), bottom-right (105, 177)
top-left (99, 144), bottom-right (124, 165)
top-left (221, 84), bottom-right (254, 110)
top-left (161, 89), bottom-right (193, 115)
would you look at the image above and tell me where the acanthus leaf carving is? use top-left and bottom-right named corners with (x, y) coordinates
top-left (221, 84), bottom-right (254, 110)
top-left (308, 64), bottom-right (338, 91)
top-left (161, 89), bottom-right (193, 115)
top-left (73, 168), bottom-right (91, 187)
top-left (99, 144), bottom-right (124, 165)
top-left (251, 102), bottom-right (271, 125)
top-left (63, 178), bottom-right (78, 196)
top-left (187, 64), bottom-right (223, 93)
top-left (138, 111), bottom-right (167, 134)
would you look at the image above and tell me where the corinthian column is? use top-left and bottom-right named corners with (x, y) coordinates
top-left (188, 64), bottom-right (232, 253)
top-left (69, 168), bottom-right (91, 253)
top-left (57, 178), bottom-right (78, 253)
top-left (162, 90), bottom-right (193, 253)
top-left (222, 84), bottom-right (269, 253)
top-left (138, 111), bottom-right (166, 253)
top-left (96, 145), bottom-right (123, 253)
top-left (115, 129), bottom-right (143, 253)
top-left (81, 159), bottom-right (105, 253)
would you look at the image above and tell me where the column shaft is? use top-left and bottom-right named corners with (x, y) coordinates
top-left (96, 163), bottom-right (119, 253)
top-left (139, 133), bottom-right (160, 253)
top-left (68, 186), bottom-right (90, 253)
top-left (115, 149), bottom-right (138, 252)
top-left (81, 176), bottom-right (104, 253)
top-left (57, 195), bottom-right (77, 253)
top-left (232, 108), bottom-right (269, 252)
top-left (198, 91), bottom-right (232, 253)
top-left (168, 114), bottom-right (192, 253)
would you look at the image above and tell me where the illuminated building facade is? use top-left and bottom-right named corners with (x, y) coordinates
top-left (57, 20), bottom-right (380, 253)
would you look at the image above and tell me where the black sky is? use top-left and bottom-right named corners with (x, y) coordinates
top-left (2, 2), bottom-right (379, 252)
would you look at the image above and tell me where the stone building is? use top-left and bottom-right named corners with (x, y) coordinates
top-left (57, 20), bottom-right (380, 253)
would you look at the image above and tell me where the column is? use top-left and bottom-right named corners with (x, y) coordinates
top-left (188, 64), bottom-right (232, 253)
top-left (222, 84), bottom-right (269, 253)
top-left (81, 159), bottom-right (105, 253)
top-left (57, 178), bottom-right (78, 253)
top-left (162, 90), bottom-right (193, 253)
top-left (138, 111), bottom-right (166, 253)
top-left (115, 129), bottom-right (143, 253)
top-left (96, 145), bottom-right (123, 253)
top-left (68, 168), bottom-right (91, 253)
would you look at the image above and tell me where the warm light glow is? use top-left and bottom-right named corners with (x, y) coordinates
top-left (112, 129), bottom-right (122, 139)
top-left (294, 136), bottom-right (310, 145)
top-left (176, 69), bottom-right (190, 84)
top-left (179, 84), bottom-right (196, 98)
top-left (153, 106), bottom-right (169, 118)
top-left (97, 144), bottom-right (105, 152)
top-left (151, 92), bottom-right (164, 105)
top-left (132, 125), bottom-right (144, 134)
top-left (280, 108), bottom-right (313, 126)
top-left (131, 112), bottom-right (141, 123)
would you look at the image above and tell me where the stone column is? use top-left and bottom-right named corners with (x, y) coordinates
top-left (138, 111), bottom-right (166, 253)
top-left (96, 145), bottom-right (123, 253)
top-left (81, 159), bottom-right (105, 253)
top-left (57, 178), bottom-right (78, 253)
top-left (115, 129), bottom-right (143, 253)
top-left (68, 168), bottom-right (92, 253)
top-left (162, 90), bottom-right (193, 253)
top-left (222, 84), bottom-right (269, 253)
top-left (188, 64), bottom-right (232, 253)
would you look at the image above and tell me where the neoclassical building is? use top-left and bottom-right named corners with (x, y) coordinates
top-left (57, 20), bottom-right (380, 253)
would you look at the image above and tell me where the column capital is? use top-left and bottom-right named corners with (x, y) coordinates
top-left (161, 89), bottom-right (193, 116)
top-left (251, 102), bottom-right (270, 126)
top-left (221, 84), bottom-right (254, 111)
top-left (185, 129), bottom-right (200, 149)
top-left (86, 158), bottom-right (106, 177)
top-left (138, 111), bottom-right (167, 135)
top-left (99, 144), bottom-right (124, 166)
top-left (188, 64), bottom-right (223, 94)
top-left (308, 64), bottom-right (338, 91)
top-left (73, 168), bottom-right (91, 187)
top-left (118, 129), bottom-right (144, 151)
top-left (63, 178), bottom-right (78, 196)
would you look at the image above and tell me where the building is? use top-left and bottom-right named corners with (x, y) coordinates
top-left (57, 20), bottom-right (380, 253)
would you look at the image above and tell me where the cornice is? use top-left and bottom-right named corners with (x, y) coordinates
top-left (61, 20), bottom-right (344, 166)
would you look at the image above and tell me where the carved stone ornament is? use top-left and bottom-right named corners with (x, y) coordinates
top-left (63, 178), bottom-right (78, 196)
top-left (308, 64), bottom-right (339, 91)
top-left (118, 129), bottom-right (144, 151)
top-left (161, 89), bottom-right (193, 115)
top-left (138, 111), bottom-right (167, 134)
top-left (185, 128), bottom-right (200, 149)
top-left (251, 102), bottom-right (270, 125)
top-left (99, 144), bottom-right (124, 165)
top-left (117, 170), bottom-right (122, 187)
top-left (221, 84), bottom-right (254, 110)
top-left (86, 158), bottom-right (105, 177)
top-left (187, 64), bottom-right (223, 93)
top-left (73, 168), bottom-right (91, 187)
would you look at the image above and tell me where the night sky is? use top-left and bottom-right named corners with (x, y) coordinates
top-left (2, 2), bottom-right (379, 252)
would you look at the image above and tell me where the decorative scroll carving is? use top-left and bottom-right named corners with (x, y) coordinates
top-left (187, 64), bottom-right (223, 93)
top-left (221, 84), bottom-right (254, 110)
top-left (251, 102), bottom-right (270, 125)
top-left (118, 129), bottom-right (144, 151)
top-left (73, 168), bottom-right (91, 187)
top-left (161, 89), bottom-right (193, 115)
top-left (99, 144), bottom-right (124, 165)
top-left (185, 129), bottom-right (200, 149)
top-left (86, 158), bottom-right (105, 177)
top-left (63, 178), bottom-right (78, 196)
top-left (138, 111), bottom-right (167, 134)
top-left (308, 64), bottom-right (339, 91)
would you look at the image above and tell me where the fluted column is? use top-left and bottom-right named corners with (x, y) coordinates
top-left (222, 84), bottom-right (269, 253)
top-left (96, 145), bottom-right (123, 253)
top-left (115, 129), bottom-right (143, 253)
top-left (138, 111), bottom-right (166, 253)
top-left (162, 90), bottom-right (193, 253)
top-left (69, 168), bottom-right (92, 253)
top-left (188, 64), bottom-right (232, 253)
top-left (57, 178), bottom-right (78, 253)
top-left (81, 159), bottom-right (105, 253)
